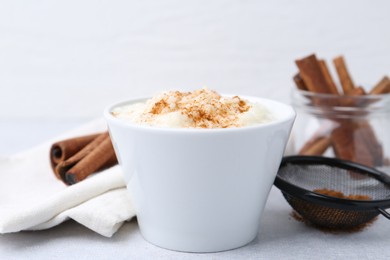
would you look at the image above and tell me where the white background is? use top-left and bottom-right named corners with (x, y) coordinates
top-left (1, 0), bottom-right (390, 152)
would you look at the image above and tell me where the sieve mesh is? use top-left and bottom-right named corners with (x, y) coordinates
top-left (278, 164), bottom-right (390, 201)
top-left (283, 193), bottom-right (379, 229)
top-left (275, 156), bottom-right (390, 230)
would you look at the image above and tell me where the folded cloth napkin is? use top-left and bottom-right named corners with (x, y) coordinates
top-left (0, 119), bottom-right (136, 237)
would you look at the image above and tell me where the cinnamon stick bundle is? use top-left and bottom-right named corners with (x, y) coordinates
top-left (294, 54), bottom-right (386, 167)
top-left (64, 137), bottom-right (118, 185)
top-left (50, 132), bottom-right (118, 185)
top-left (50, 133), bottom-right (101, 179)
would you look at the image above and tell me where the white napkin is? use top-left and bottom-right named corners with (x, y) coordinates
top-left (0, 119), bottom-right (136, 237)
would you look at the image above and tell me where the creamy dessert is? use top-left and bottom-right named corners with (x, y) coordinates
top-left (112, 89), bottom-right (274, 128)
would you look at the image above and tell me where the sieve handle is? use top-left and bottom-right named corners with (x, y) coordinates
top-left (377, 208), bottom-right (390, 219)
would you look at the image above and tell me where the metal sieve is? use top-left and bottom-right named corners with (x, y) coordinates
top-left (274, 156), bottom-right (390, 230)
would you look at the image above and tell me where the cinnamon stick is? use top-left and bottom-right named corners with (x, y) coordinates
top-left (331, 121), bottom-right (382, 167)
top-left (342, 87), bottom-right (367, 107)
top-left (370, 76), bottom-right (390, 95)
top-left (330, 84), bottom-right (383, 167)
top-left (293, 73), bottom-right (308, 91)
top-left (55, 132), bottom-right (114, 182)
top-left (385, 158), bottom-right (390, 166)
top-left (295, 54), bottom-right (333, 94)
top-left (331, 122), bottom-right (365, 165)
top-left (50, 133), bottom-right (101, 179)
top-left (318, 59), bottom-right (339, 95)
top-left (345, 86), bottom-right (366, 96)
top-left (333, 56), bottom-right (355, 94)
top-left (296, 121), bottom-right (335, 157)
top-left (64, 136), bottom-right (118, 185)
top-left (356, 121), bottom-right (383, 166)
top-left (298, 136), bottom-right (331, 156)
top-left (294, 55), bottom-right (335, 155)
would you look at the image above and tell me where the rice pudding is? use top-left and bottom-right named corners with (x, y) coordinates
top-left (111, 89), bottom-right (274, 128)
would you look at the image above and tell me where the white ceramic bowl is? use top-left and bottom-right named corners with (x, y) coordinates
top-left (104, 96), bottom-right (295, 252)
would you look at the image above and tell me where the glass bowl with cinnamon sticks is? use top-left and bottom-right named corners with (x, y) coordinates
top-left (291, 54), bottom-right (390, 173)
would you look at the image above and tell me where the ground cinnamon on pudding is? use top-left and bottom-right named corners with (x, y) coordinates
top-left (112, 88), bottom-right (273, 128)
top-left (147, 89), bottom-right (250, 128)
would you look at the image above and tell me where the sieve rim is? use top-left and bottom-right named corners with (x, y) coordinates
top-left (274, 156), bottom-right (390, 211)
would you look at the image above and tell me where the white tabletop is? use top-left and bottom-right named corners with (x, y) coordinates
top-left (1, 120), bottom-right (390, 260)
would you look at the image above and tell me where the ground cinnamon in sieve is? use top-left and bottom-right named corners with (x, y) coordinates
top-left (290, 189), bottom-right (375, 233)
top-left (313, 188), bottom-right (371, 201)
